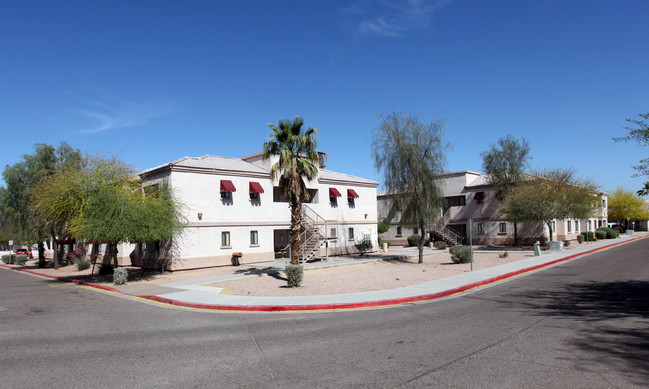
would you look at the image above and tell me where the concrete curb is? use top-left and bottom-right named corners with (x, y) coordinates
top-left (2, 235), bottom-right (647, 313)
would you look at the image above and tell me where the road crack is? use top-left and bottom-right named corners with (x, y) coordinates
top-left (400, 316), bottom-right (548, 386)
top-left (237, 313), bottom-right (276, 382)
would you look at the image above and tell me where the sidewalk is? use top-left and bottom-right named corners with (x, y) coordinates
top-left (3, 233), bottom-right (646, 312)
top-left (132, 233), bottom-right (648, 312)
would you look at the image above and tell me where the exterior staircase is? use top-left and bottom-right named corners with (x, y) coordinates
top-left (432, 209), bottom-right (465, 246)
top-left (299, 204), bottom-right (329, 262)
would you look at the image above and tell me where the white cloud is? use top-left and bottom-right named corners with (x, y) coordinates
top-left (343, 0), bottom-right (451, 39)
top-left (67, 92), bottom-right (179, 134)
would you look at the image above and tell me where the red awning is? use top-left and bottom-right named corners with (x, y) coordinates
top-left (347, 189), bottom-right (359, 198)
top-left (220, 180), bottom-right (236, 192)
top-left (475, 191), bottom-right (485, 200)
top-left (329, 187), bottom-right (342, 197)
top-left (249, 181), bottom-right (264, 194)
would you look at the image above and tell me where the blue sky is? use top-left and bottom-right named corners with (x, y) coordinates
top-left (2, 0), bottom-right (648, 193)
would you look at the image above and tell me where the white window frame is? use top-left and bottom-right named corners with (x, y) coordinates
top-left (250, 230), bottom-right (258, 246)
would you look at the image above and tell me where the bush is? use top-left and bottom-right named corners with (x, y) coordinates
top-left (75, 259), bottom-right (91, 271)
top-left (597, 227), bottom-right (618, 239)
top-left (433, 241), bottom-right (447, 250)
top-left (449, 245), bottom-right (472, 264)
top-left (577, 235), bottom-right (584, 243)
top-left (1, 254), bottom-right (13, 264)
top-left (581, 231), bottom-right (595, 241)
top-left (595, 230), bottom-right (607, 240)
top-left (285, 264), bottom-right (304, 288)
top-left (563, 240), bottom-right (570, 247)
top-left (14, 255), bottom-right (28, 266)
top-left (113, 267), bottom-right (128, 285)
top-left (499, 251), bottom-right (509, 258)
top-left (407, 235), bottom-right (422, 247)
top-left (355, 237), bottom-right (373, 255)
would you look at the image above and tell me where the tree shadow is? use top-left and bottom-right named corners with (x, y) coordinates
top-left (510, 280), bottom-right (649, 384)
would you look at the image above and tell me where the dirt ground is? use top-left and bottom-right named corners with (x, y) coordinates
top-left (4, 250), bottom-right (534, 297)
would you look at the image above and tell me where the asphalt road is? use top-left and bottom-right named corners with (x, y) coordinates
top-left (2, 238), bottom-right (648, 388)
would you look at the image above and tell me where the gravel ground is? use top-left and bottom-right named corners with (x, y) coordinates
top-left (6, 250), bottom-right (533, 297)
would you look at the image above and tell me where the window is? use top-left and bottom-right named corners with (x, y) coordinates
top-left (250, 230), bottom-right (258, 245)
top-left (249, 182), bottom-right (264, 200)
top-left (567, 220), bottom-right (572, 233)
top-left (348, 228), bottom-right (354, 240)
top-left (413, 228), bottom-right (418, 235)
top-left (499, 223), bottom-right (507, 233)
top-left (329, 187), bottom-right (342, 204)
top-left (330, 228), bottom-right (337, 238)
top-left (221, 231), bottom-right (231, 247)
top-left (588, 220), bottom-right (592, 230)
top-left (552, 221), bottom-right (556, 232)
top-left (477, 223), bottom-right (485, 234)
top-left (445, 195), bottom-right (466, 207)
top-left (347, 189), bottom-right (359, 206)
top-left (396, 226), bottom-right (403, 236)
top-left (575, 220), bottom-right (579, 232)
top-left (474, 191), bottom-right (485, 203)
top-left (220, 180), bottom-right (236, 199)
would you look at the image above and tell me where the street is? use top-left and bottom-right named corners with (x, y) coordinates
top-left (2, 238), bottom-right (648, 388)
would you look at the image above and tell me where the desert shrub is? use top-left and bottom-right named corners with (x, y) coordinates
top-left (499, 251), bottom-right (509, 258)
top-left (355, 237), bottom-right (373, 255)
top-left (14, 255), bottom-right (28, 266)
top-left (581, 231), bottom-right (596, 241)
top-left (99, 263), bottom-right (113, 276)
top-left (595, 230), bottom-right (607, 240)
top-left (1, 254), bottom-right (13, 264)
top-left (407, 235), bottom-right (422, 247)
top-left (563, 240), bottom-right (571, 247)
top-left (577, 235), bottom-right (584, 243)
top-left (285, 264), bottom-right (304, 288)
top-left (433, 241), bottom-right (447, 250)
top-left (449, 245), bottom-right (471, 264)
top-left (597, 227), bottom-right (618, 239)
top-left (75, 259), bottom-right (91, 271)
top-left (113, 267), bottom-right (128, 285)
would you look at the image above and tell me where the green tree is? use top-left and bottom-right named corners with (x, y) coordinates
top-left (263, 117), bottom-right (327, 265)
top-left (498, 169), bottom-right (599, 242)
top-left (607, 187), bottom-right (649, 222)
top-left (0, 143), bottom-right (81, 267)
top-left (371, 112), bottom-right (449, 263)
top-left (613, 112), bottom-right (649, 194)
top-left (33, 154), bottom-right (184, 268)
top-left (377, 219), bottom-right (390, 235)
top-left (481, 134), bottom-right (531, 246)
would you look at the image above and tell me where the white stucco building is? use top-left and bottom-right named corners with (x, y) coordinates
top-left (135, 153), bottom-right (378, 270)
top-left (378, 171), bottom-right (608, 246)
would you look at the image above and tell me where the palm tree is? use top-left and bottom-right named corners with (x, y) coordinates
top-left (263, 117), bottom-right (327, 265)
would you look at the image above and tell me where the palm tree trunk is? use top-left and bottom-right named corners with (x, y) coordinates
top-left (290, 199), bottom-right (302, 265)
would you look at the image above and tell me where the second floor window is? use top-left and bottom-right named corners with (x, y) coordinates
top-left (499, 223), bottom-right (507, 233)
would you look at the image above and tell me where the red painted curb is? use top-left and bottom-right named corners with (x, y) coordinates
top-left (2, 235), bottom-right (646, 312)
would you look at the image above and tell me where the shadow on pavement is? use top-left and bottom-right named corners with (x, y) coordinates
top-left (513, 280), bottom-right (649, 385)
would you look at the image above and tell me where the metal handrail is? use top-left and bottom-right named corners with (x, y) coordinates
top-left (299, 204), bottom-right (329, 261)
